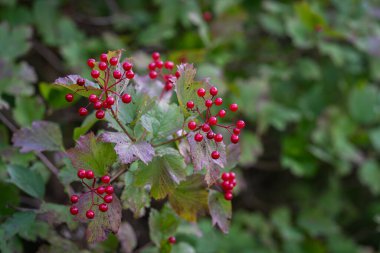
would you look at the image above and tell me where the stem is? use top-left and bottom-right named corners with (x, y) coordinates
top-left (110, 164), bottom-right (129, 183)
top-left (110, 108), bottom-right (136, 142)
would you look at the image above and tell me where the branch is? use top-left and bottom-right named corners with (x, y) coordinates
top-left (110, 108), bottom-right (136, 142)
top-left (110, 164), bottom-right (129, 183)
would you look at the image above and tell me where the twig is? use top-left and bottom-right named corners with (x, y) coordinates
top-left (32, 41), bottom-right (65, 73)
top-left (110, 108), bottom-right (136, 142)
top-left (110, 164), bottom-right (129, 183)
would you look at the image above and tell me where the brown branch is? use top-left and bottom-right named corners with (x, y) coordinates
top-left (110, 108), bottom-right (136, 142)
top-left (110, 164), bottom-right (129, 183)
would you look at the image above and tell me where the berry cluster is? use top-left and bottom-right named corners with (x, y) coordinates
top-left (69, 169), bottom-right (114, 219)
top-left (65, 52), bottom-right (134, 119)
top-left (147, 52), bottom-right (180, 96)
top-left (186, 86), bottom-right (245, 159)
top-left (220, 172), bottom-right (237, 201)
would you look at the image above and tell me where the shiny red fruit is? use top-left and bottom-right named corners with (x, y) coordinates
top-left (230, 172), bottom-right (236, 180)
top-left (214, 133), bottom-right (223, 142)
top-left (187, 101), bottom-right (194, 109)
top-left (113, 70), bottom-right (122, 79)
top-left (71, 195), bottom-right (79, 203)
top-left (202, 124), bottom-right (211, 132)
top-left (188, 121), bottom-right (197, 130)
top-left (101, 175), bottom-right (111, 184)
top-left (224, 192), bottom-right (233, 201)
top-left (105, 185), bottom-right (114, 194)
top-left (89, 94), bottom-right (98, 103)
top-left (208, 116), bottom-right (217, 125)
top-left (168, 236), bottom-right (176, 244)
top-left (152, 52), bottom-right (160, 61)
top-left (99, 203), bottom-right (108, 212)
top-left (104, 194), bottom-right (113, 203)
top-left (148, 62), bottom-right (156, 70)
top-left (70, 206), bottom-right (78, 215)
top-left (221, 172), bottom-right (230, 181)
top-left (126, 70), bottom-right (135, 79)
top-left (149, 70), bottom-right (158, 79)
top-left (214, 97), bottom-right (223, 106)
top-left (210, 86), bottom-right (218, 96)
top-left (76, 78), bottom-right (85, 86)
top-left (155, 60), bottom-right (164, 69)
top-left (77, 169), bottom-right (86, 179)
top-left (164, 82), bottom-right (173, 91)
top-left (211, 150), bottom-right (220, 159)
top-left (218, 109), bottom-right (226, 118)
top-left (221, 181), bottom-right (233, 191)
top-left (106, 96), bottom-right (115, 106)
top-left (175, 71), bottom-right (181, 78)
top-left (206, 131), bottom-right (215, 139)
top-left (100, 53), bottom-right (108, 62)
top-left (91, 70), bottom-right (100, 78)
top-left (233, 128), bottom-right (240, 135)
top-left (123, 62), bottom-right (133, 71)
top-left (231, 134), bottom-right (239, 144)
top-left (205, 99), bottom-right (213, 108)
top-left (197, 88), bottom-right (206, 97)
top-left (230, 103), bottom-right (238, 112)
top-left (85, 170), bottom-right (94, 179)
top-left (236, 120), bottom-right (245, 129)
top-left (86, 210), bottom-right (95, 219)
top-left (109, 57), bottom-right (118, 66)
top-left (194, 133), bottom-right (203, 142)
top-left (87, 58), bottom-right (96, 68)
top-left (65, 93), bottom-right (73, 102)
top-left (96, 110), bottom-right (105, 119)
top-left (98, 62), bottom-right (107, 71)
top-left (164, 61), bottom-right (174, 70)
top-left (97, 186), bottom-right (105, 194)
top-left (94, 101), bottom-right (102, 109)
top-left (78, 107), bottom-right (88, 116)
top-left (122, 93), bottom-right (132, 103)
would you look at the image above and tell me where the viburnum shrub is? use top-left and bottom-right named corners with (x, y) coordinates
top-left (52, 50), bottom-right (245, 248)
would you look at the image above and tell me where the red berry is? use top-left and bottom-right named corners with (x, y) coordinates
top-left (97, 186), bottom-right (105, 194)
top-left (221, 181), bottom-right (233, 191)
top-left (231, 179), bottom-right (237, 187)
top-left (101, 175), bottom-right (110, 184)
top-left (109, 57), bottom-right (118, 66)
top-left (77, 169), bottom-right (86, 179)
top-left (148, 62), bottom-right (156, 70)
top-left (175, 71), bottom-right (181, 78)
top-left (102, 101), bottom-right (109, 109)
top-left (168, 236), bottom-right (176, 244)
top-left (99, 203), bottom-right (108, 212)
top-left (86, 210), bottom-right (95, 219)
top-left (71, 195), bottom-right (79, 203)
top-left (106, 96), bottom-right (115, 106)
top-left (164, 82), bottom-right (173, 91)
top-left (218, 109), bottom-right (226, 118)
top-left (78, 107), bottom-right (88, 116)
top-left (207, 131), bottom-right (215, 139)
top-left (202, 124), bottom-right (210, 132)
top-left (98, 62), bottom-right (107, 71)
top-left (205, 99), bottom-right (213, 108)
top-left (113, 70), bottom-right (122, 79)
top-left (164, 61), bottom-right (174, 70)
top-left (203, 11), bottom-right (213, 22)
top-left (187, 101), bottom-right (194, 109)
top-left (87, 58), bottom-right (96, 68)
top-left (224, 192), bottom-right (233, 201)
top-left (126, 70), bottom-right (135, 79)
top-left (76, 78), bottom-right (85, 86)
top-left (85, 170), bottom-right (94, 179)
top-left (210, 86), bottom-right (218, 96)
top-left (230, 103), bottom-right (238, 112)
top-left (155, 60), bottom-right (164, 69)
top-left (236, 120), bottom-right (245, 129)
top-left (70, 206), bottom-right (79, 215)
top-left (149, 70), bottom-right (158, 79)
top-left (211, 150), bottom-right (220, 159)
top-left (105, 185), bottom-right (114, 194)
top-left (231, 135), bottom-right (239, 144)
top-left (104, 194), bottom-right (113, 203)
top-left (89, 94), bottom-right (98, 103)
top-left (214, 133), bottom-right (223, 142)
top-left (152, 52), bottom-right (160, 61)
top-left (94, 101), bottom-right (102, 109)
top-left (91, 70), bottom-right (100, 79)
top-left (230, 172), bottom-right (236, 180)
top-left (122, 93), bottom-right (132, 104)
top-left (214, 97), bottom-right (223, 106)
top-left (96, 110), bottom-right (105, 119)
top-left (65, 93), bottom-right (74, 102)
top-left (208, 116), bottom-right (217, 125)
top-left (123, 62), bottom-right (133, 71)
top-left (194, 133), bottom-right (203, 142)
top-left (233, 128), bottom-right (240, 135)
top-left (188, 121), bottom-right (197, 130)
top-left (222, 172), bottom-right (230, 181)
top-left (197, 88), bottom-right (206, 97)
top-left (100, 53), bottom-right (108, 62)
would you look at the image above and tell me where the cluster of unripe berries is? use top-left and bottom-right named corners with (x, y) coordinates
top-left (186, 86), bottom-right (245, 160)
top-left (147, 52), bottom-right (180, 92)
top-left (65, 53), bottom-right (134, 119)
top-left (69, 169), bottom-right (114, 219)
top-left (220, 172), bottom-right (237, 201)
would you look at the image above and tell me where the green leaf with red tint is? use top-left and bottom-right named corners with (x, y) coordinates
top-left (169, 174), bottom-right (208, 222)
top-left (54, 74), bottom-right (101, 97)
top-left (66, 132), bottom-right (117, 176)
top-left (208, 189), bottom-right (232, 234)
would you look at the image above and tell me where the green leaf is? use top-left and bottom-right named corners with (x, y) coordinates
top-left (169, 174), bottom-right (208, 222)
top-left (149, 206), bottom-right (180, 247)
top-left (13, 96), bottom-right (45, 126)
top-left (0, 211), bottom-right (36, 240)
top-left (39, 82), bottom-right (76, 109)
top-left (66, 132), bottom-right (117, 176)
top-left (53, 74), bottom-right (101, 97)
top-left (348, 85), bottom-right (380, 124)
top-left (0, 182), bottom-right (20, 217)
top-left (358, 159), bottom-right (380, 195)
top-left (141, 103), bottom-right (184, 139)
top-left (208, 190), bottom-right (232, 233)
top-left (7, 164), bottom-right (45, 199)
top-left (73, 113), bottom-right (98, 140)
top-left (38, 202), bottom-right (77, 230)
top-left (12, 121), bottom-right (64, 153)
top-left (369, 127), bottom-right (380, 152)
top-left (172, 242), bottom-right (196, 253)
top-left (0, 23), bottom-right (32, 60)
top-left (135, 147), bottom-right (186, 199)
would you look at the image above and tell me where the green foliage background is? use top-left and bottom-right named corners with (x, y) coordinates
top-left (1, 0), bottom-right (380, 252)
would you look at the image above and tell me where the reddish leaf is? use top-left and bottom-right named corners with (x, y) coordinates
top-left (208, 190), bottom-right (231, 234)
top-left (54, 74), bottom-right (101, 97)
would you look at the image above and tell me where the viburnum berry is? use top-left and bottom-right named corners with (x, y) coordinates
top-left (231, 134), bottom-right (239, 144)
top-left (87, 58), bottom-right (96, 68)
top-left (94, 101), bottom-right (102, 109)
top-left (105, 185), bottom-right (114, 194)
top-left (149, 70), bottom-right (158, 79)
top-left (194, 133), bottom-right (203, 142)
top-left (205, 99), bottom-right (213, 108)
top-left (236, 120), bottom-right (245, 129)
top-left (78, 107), bottom-right (88, 116)
top-left (71, 195), bottom-right (79, 203)
top-left (152, 52), bottom-right (160, 61)
top-left (208, 116), bottom-right (217, 126)
top-left (168, 236), bottom-right (176, 244)
top-left (164, 82), bottom-right (173, 91)
top-left (99, 203), bottom-right (108, 212)
top-left (224, 192), bottom-right (233, 201)
top-left (233, 128), bottom-right (241, 135)
top-left (76, 78), bottom-right (85, 86)
top-left (210, 86), bottom-right (218, 96)
top-left (113, 70), bottom-right (122, 79)
top-left (230, 103), bottom-right (238, 112)
top-left (96, 110), bottom-right (105, 119)
top-left (220, 171), bottom-right (237, 201)
top-left (91, 70), bottom-right (100, 79)
top-left (122, 93), bottom-right (132, 104)
top-left (123, 62), bottom-right (133, 71)
top-left (126, 70), bottom-right (135, 79)
top-left (175, 71), bottom-right (180, 78)
top-left (214, 133), bottom-right (223, 142)
top-left (203, 11), bottom-right (213, 22)
top-left (211, 150), bottom-right (220, 159)
top-left (155, 60), bottom-right (164, 69)
top-left (106, 96), bottom-right (115, 106)
top-left (70, 206), bottom-right (79, 215)
top-left (86, 210), bottom-right (95, 219)
top-left (104, 194), bottom-right (113, 203)
top-left (188, 121), bottom-right (197, 130)
top-left (218, 109), bottom-right (226, 118)
top-left (230, 172), bottom-right (236, 180)
top-left (109, 57), bottom-right (118, 66)
top-left (207, 131), bottom-right (215, 139)
top-left (197, 88), bottom-right (206, 97)
top-left (214, 97), bottom-right (223, 106)
top-left (164, 61), bottom-right (174, 70)
top-left (65, 93), bottom-right (74, 102)
top-left (97, 186), bottom-right (105, 194)
top-left (98, 62), bottom-right (107, 71)
top-left (187, 101), bottom-right (195, 109)
top-left (100, 53), bottom-right (108, 62)
top-left (85, 170), bottom-right (94, 179)
top-left (202, 123), bottom-right (211, 132)
top-left (101, 175), bottom-right (110, 184)
top-left (77, 169), bottom-right (86, 179)
top-left (148, 62), bottom-right (156, 70)
top-left (221, 172), bottom-right (230, 181)
top-left (221, 181), bottom-right (233, 191)
top-left (89, 94), bottom-right (98, 103)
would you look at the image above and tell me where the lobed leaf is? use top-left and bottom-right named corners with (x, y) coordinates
top-left (101, 131), bottom-right (155, 165)
top-left (12, 121), bottom-right (64, 153)
top-left (66, 132), bottom-right (117, 176)
top-left (149, 206), bottom-right (180, 247)
top-left (169, 174), bottom-right (208, 222)
top-left (208, 190), bottom-right (232, 234)
top-left (54, 74), bottom-right (101, 97)
top-left (7, 164), bottom-right (45, 199)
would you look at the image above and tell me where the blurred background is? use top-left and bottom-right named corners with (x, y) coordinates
top-left (1, 0), bottom-right (380, 252)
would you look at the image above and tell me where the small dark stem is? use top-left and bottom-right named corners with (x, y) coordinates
top-left (110, 164), bottom-right (129, 183)
top-left (110, 109), bottom-right (136, 142)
